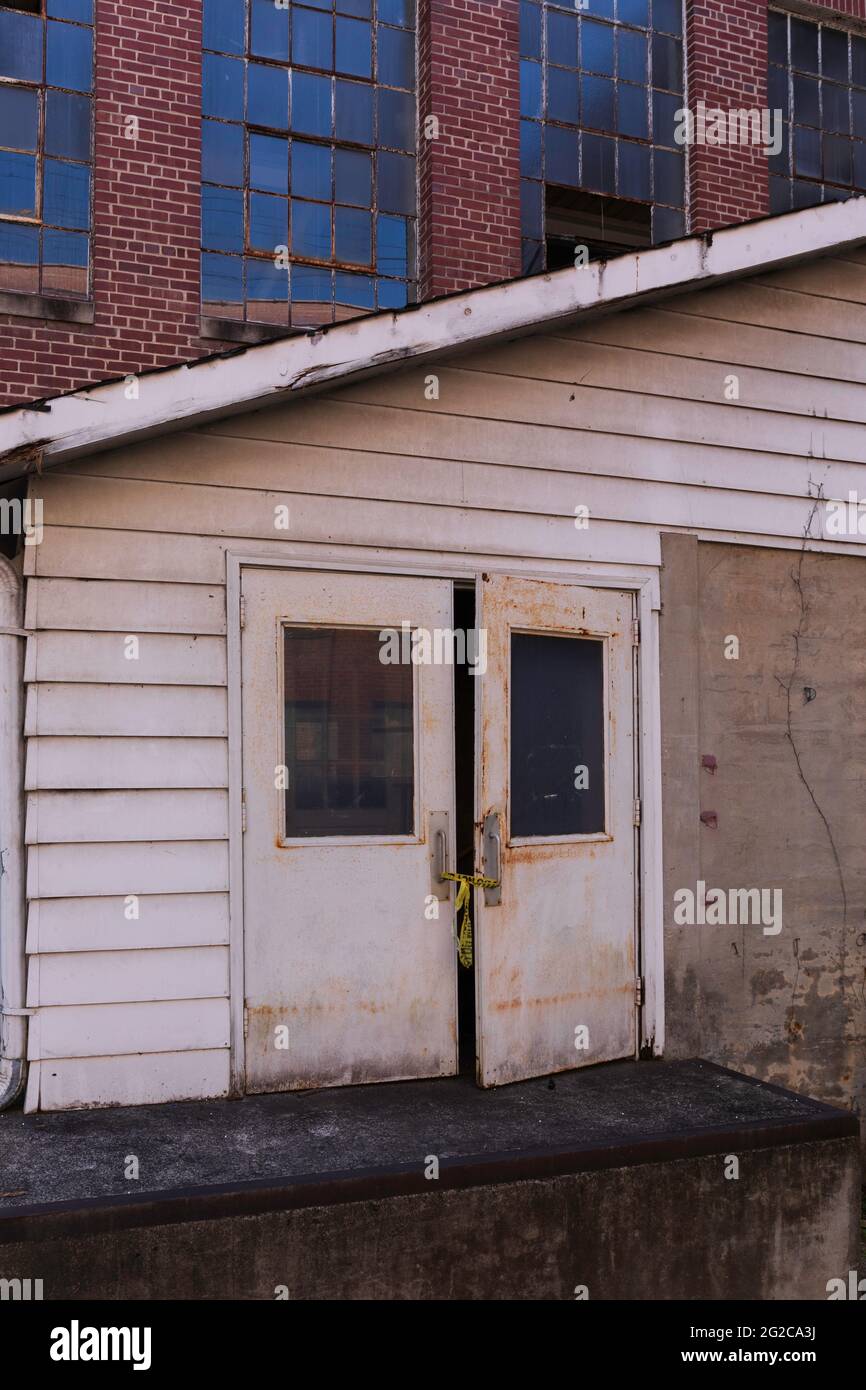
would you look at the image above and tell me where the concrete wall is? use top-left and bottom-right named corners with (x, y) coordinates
top-left (0, 1137), bottom-right (858, 1299)
top-left (661, 534), bottom-right (866, 1144)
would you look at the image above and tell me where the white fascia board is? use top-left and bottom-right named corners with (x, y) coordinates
top-left (1, 195), bottom-right (865, 473)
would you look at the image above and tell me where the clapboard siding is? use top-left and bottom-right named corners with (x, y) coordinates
top-left (21, 256), bottom-right (866, 1110)
top-left (31, 998), bottom-right (230, 1059)
top-left (33, 1051), bottom-right (231, 1111)
top-left (28, 946), bottom-right (229, 1006)
top-left (25, 684), bottom-right (227, 737)
top-left (25, 738), bottom-right (228, 790)
top-left (26, 893), bottom-right (229, 953)
top-left (25, 790), bottom-right (228, 844)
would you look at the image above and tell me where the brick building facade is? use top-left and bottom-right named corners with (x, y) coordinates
top-left (1, 0), bottom-right (864, 406)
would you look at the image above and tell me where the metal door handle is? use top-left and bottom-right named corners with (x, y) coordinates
top-left (482, 812), bottom-right (502, 906)
top-left (428, 812), bottom-right (450, 902)
top-left (434, 828), bottom-right (447, 882)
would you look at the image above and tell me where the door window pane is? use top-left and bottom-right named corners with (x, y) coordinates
top-left (510, 633), bottom-right (605, 837)
top-left (284, 627), bottom-right (414, 837)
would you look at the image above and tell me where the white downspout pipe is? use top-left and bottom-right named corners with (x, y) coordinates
top-left (0, 553), bottom-right (27, 1108)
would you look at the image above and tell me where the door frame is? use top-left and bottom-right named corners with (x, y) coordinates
top-left (226, 548), bottom-right (663, 1096)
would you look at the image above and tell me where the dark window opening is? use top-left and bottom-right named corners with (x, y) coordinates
top-left (453, 585), bottom-right (476, 1077)
top-left (545, 186), bottom-right (652, 267)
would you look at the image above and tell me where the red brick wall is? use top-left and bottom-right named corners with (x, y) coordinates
top-left (418, 0), bottom-right (522, 300)
top-left (0, 0), bottom-right (216, 408)
top-left (686, 0), bottom-right (770, 232)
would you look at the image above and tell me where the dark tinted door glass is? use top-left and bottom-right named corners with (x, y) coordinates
top-left (284, 627), bottom-right (414, 837)
top-left (511, 633), bottom-right (605, 837)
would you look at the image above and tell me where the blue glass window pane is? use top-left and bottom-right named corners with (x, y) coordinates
top-left (521, 178), bottom-right (543, 238)
top-left (767, 64), bottom-right (788, 120)
top-left (378, 88), bottom-right (415, 150)
top-left (653, 0), bottom-right (682, 36)
top-left (523, 238), bottom-right (543, 276)
top-left (582, 132), bottom-right (615, 193)
top-left (854, 37), bottom-right (866, 89)
top-left (301, 0), bottom-right (332, 9)
top-left (250, 132), bottom-right (289, 193)
top-left (335, 271), bottom-right (375, 308)
top-left (653, 146), bottom-right (683, 204)
top-left (651, 87), bottom-right (678, 144)
top-left (336, 79), bottom-right (373, 142)
top-left (823, 82), bottom-right (850, 136)
top-left (203, 0), bottom-right (245, 56)
top-left (520, 118), bottom-right (542, 177)
top-left (618, 29), bottom-right (647, 84)
top-left (376, 212), bottom-right (407, 275)
top-left (0, 221), bottom-right (38, 271)
top-left (589, 0), bottom-right (614, 17)
top-left (791, 18), bottom-right (819, 75)
top-left (520, 60), bottom-right (542, 119)
top-left (378, 26), bottom-right (413, 87)
top-left (0, 11), bottom-right (42, 84)
top-left (45, 90), bottom-right (91, 161)
top-left (618, 138), bottom-right (650, 199)
top-left (202, 120), bottom-right (244, 185)
top-left (292, 199), bottom-right (332, 258)
top-left (618, 82), bottom-right (648, 138)
top-left (335, 147), bottom-right (372, 204)
top-left (791, 179), bottom-right (821, 208)
top-left (582, 20), bottom-right (615, 77)
top-left (768, 12), bottom-right (787, 67)
top-left (202, 251), bottom-right (243, 308)
top-left (547, 11), bottom-right (578, 69)
top-left (769, 174), bottom-right (791, 214)
top-left (821, 27), bottom-right (848, 82)
top-left (548, 68), bottom-right (579, 125)
top-left (520, 2), bottom-right (542, 61)
top-left (768, 121), bottom-right (788, 176)
top-left (651, 33), bottom-right (681, 91)
top-left (202, 184), bottom-right (244, 251)
top-left (339, 0), bottom-right (372, 16)
top-left (378, 277), bottom-right (407, 309)
top-left (0, 87), bottom-right (39, 152)
top-left (794, 124), bottom-right (821, 178)
top-left (46, 20), bottom-right (93, 92)
top-left (250, 192), bottom-right (289, 249)
top-left (377, 150), bottom-right (414, 213)
top-left (203, 54), bottom-right (245, 120)
top-left (854, 140), bottom-right (866, 186)
top-left (824, 133), bottom-right (852, 184)
top-left (855, 90), bottom-right (866, 139)
top-left (337, 17), bottom-right (372, 79)
top-left (251, 0), bottom-right (289, 61)
top-left (292, 72), bottom-right (333, 136)
top-left (653, 205), bottom-right (684, 240)
top-left (0, 151), bottom-right (36, 216)
top-left (546, 125), bottom-right (580, 185)
top-left (292, 141), bottom-right (332, 199)
top-left (582, 74), bottom-right (615, 129)
top-left (293, 263), bottom-right (331, 300)
top-left (293, 7), bottom-right (334, 70)
top-left (793, 74), bottom-right (819, 126)
top-left (246, 256), bottom-right (288, 304)
top-left (378, 0), bottom-right (413, 26)
top-left (335, 204), bottom-right (371, 262)
top-left (618, 0), bottom-right (648, 27)
top-left (43, 158), bottom-right (90, 228)
top-left (48, 0), bottom-right (94, 21)
top-left (248, 64), bottom-right (289, 129)
top-left (43, 227), bottom-right (88, 273)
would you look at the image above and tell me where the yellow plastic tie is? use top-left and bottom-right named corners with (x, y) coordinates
top-left (441, 871), bottom-right (499, 969)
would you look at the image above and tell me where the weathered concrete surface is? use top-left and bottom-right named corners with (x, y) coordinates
top-left (0, 1060), bottom-right (859, 1299)
top-left (660, 536), bottom-right (866, 1156)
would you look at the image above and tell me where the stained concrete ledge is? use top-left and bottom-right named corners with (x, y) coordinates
top-left (0, 1059), bottom-right (859, 1299)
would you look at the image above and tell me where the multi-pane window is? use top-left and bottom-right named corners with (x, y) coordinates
top-left (202, 0), bottom-right (417, 328)
top-left (519, 0), bottom-right (685, 271)
top-left (0, 0), bottom-right (93, 300)
top-left (768, 10), bottom-right (866, 212)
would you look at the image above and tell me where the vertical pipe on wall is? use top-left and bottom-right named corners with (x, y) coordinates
top-left (0, 554), bottom-right (27, 1108)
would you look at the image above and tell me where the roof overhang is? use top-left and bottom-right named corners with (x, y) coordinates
top-left (2, 196), bottom-right (866, 479)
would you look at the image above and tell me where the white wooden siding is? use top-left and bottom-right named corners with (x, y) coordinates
top-left (22, 253), bottom-right (866, 1110)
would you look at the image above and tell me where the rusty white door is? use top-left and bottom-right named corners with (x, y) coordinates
top-left (475, 574), bottom-right (637, 1087)
top-left (240, 567), bottom-right (457, 1092)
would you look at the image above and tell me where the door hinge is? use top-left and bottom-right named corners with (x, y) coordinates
top-left (241, 793), bottom-right (247, 833)
top-left (239, 594), bottom-right (246, 629)
top-left (635, 977), bottom-right (644, 1009)
top-left (633, 797), bottom-right (641, 827)
top-left (243, 1005), bottom-right (249, 1039)
top-left (631, 618), bottom-right (640, 645)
